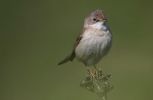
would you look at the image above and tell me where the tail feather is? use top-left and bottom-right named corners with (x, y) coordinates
top-left (58, 52), bottom-right (75, 65)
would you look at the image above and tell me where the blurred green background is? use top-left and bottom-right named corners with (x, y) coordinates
top-left (1, 0), bottom-right (153, 100)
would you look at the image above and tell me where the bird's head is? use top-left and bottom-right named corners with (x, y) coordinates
top-left (84, 10), bottom-right (107, 28)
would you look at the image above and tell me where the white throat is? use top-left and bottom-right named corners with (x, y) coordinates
top-left (89, 22), bottom-right (108, 32)
top-left (89, 22), bottom-right (104, 29)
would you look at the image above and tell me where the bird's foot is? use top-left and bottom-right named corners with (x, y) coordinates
top-left (87, 68), bottom-right (98, 80)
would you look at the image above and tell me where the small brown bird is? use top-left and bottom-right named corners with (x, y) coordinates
top-left (58, 10), bottom-right (112, 77)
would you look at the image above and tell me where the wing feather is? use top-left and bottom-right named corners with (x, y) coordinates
top-left (58, 30), bottom-right (84, 65)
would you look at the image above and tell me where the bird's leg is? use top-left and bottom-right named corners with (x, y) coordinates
top-left (87, 66), bottom-right (98, 80)
top-left (93, 65), bottom-right (98, 79)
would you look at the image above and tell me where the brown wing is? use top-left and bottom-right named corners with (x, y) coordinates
top-left (57, 30), bottom-right (84, 65)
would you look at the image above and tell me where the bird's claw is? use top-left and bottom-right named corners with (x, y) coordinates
top-left (87, 68), bottom-right (98, 80)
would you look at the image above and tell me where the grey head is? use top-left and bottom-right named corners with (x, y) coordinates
top-left (84, 9), bottom-right (107, 28)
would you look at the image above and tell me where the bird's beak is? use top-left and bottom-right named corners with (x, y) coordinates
top-left (99, 18), bottom-right (107, 22)
top-left (103, 18), bottom-right (107, 22)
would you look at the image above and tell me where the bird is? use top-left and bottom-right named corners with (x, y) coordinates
top-left (58, 9), bottom-right (112, 78)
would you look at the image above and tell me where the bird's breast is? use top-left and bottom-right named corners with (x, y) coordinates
top-left (75, 29), bottom-right (112, 65)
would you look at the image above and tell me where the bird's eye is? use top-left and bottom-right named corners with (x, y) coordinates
top-left (93, 18), bottom-right (97, 21)
top-left (93, 18), bottom-right (99, 22)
